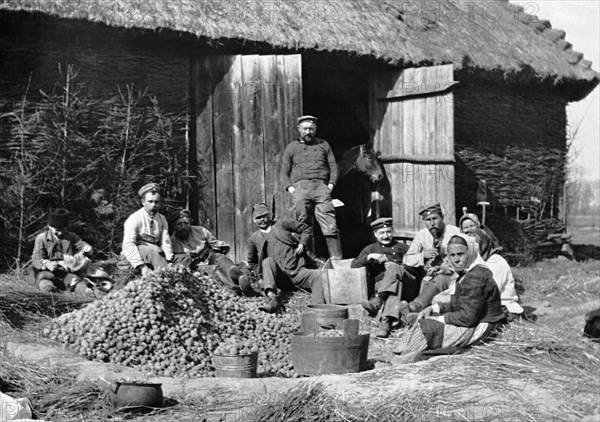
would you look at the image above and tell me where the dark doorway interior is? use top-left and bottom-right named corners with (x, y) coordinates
top-left (302, 64), bottom-right (375, 258)
top-left (302, 66), bottom-right (370, 155)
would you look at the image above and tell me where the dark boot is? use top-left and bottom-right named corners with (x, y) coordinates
top-left (258, 295), bottom-right (280, 313)
top-left (239, 275), bottom-right (261, 296)
top-left (325, 235), bottom-right (343, 260)
top-left (398, 300), bottom-right (411, 326)
top-left (362, 295), bottom-right (384, 318)
top-left (375, 317), bottom-right (393, 338)
top-left (228, 265), bottom-right (243, 285)
top-left (411, 284), bottom-right (441, 311)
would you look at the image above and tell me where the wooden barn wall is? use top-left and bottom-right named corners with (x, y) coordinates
top-left (0, 13), bottom-right (189, 118)
top-left (453, 81), bottom-right (568, 218)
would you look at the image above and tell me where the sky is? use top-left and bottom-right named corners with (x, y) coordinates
top-left (528, 0), bottom-right (600, 181)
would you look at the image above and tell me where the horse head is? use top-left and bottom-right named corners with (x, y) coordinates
top-left (355, 143), bottom-right (384, 183)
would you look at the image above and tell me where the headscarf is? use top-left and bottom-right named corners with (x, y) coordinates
top-left (447, 233), bottom-right (481, 274)
top-left (469, 228), bottom-right (503, 261)
top-left (459, 211), bottom-right (481, 229)
top-left (459, 207), bottom-right (501, 250)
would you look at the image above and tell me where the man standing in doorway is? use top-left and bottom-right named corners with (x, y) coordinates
top-left (281, 115), bottom-right (342, 260)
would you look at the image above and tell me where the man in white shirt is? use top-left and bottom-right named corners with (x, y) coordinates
top-left (404, 203), bottom-right (461, 275)
top-left (122, 183), bottom-right (173, 276)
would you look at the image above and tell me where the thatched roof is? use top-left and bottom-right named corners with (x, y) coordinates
top-left (1, 0), bottom-right (598, 99)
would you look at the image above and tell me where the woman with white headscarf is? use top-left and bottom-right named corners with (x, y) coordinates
top-left (393, 233), bottom-right (506, 362)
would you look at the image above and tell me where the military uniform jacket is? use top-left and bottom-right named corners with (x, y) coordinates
top-left (246, 218), bottom-right (312, 277)
top-left (351, 240), bottom-right (409, 282)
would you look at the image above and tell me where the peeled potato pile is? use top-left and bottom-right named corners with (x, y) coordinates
top-left (44, 266), bottom-right (300, 377)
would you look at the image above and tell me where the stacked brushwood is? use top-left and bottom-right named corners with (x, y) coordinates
top-left (456, 145), bottom-right (564, 214)
top-left (522, 218), bottom-right (565, 245)
top-left (44, 266), bottom-right (302, 377)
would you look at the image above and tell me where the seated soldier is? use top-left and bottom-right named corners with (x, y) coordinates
top-left (352, 217), bottom-right (408, 300)
top-left (32, 208), bottom-right (95, 296)
top-left (355, 218), bottom-right (419, 338)
top-left (170, 209), bottom-right (244, 291)
top-left (246, 203), bottom-right (325, 313)
top-left (122, 183), bottom-right (173, 276)
top-left (393, 203), bottom-right (461, 324)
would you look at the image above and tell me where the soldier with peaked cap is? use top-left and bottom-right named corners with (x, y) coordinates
top-left (353, 217), bottom-right (419, 338)
top-left (387, 203), bottom-right (461, 324)
top-left (122, 183), bottom-right (173, 276)
top-left (32, 208), bottom-right (95, 296)
top-left (245, 202), bottom-right (325, 313)
top-left (281, 115), bottom-right (343, 260)
top-left (351, 218), bottom-right (409, 292)
top-left (403, 203), bottom-right (461, 270)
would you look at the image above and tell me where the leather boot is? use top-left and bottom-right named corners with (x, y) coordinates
top-left (362, 295), bottom-right (384, 318)
top-left (258, 294), bottom-right (280, 313)
top-left (238, 275), bottom-right (261, 296)
top-left (375, 317), bottom-right (393, 338)
top-left (325, 235), bottom-right (343, 260)
top-left (228, 265), bottom-right (243, 284)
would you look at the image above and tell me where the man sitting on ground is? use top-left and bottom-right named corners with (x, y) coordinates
top-left (171, 209), bottom-right (244, 291)
top-left (245, 203), bottom-right (325, 313)
top-left (32, 208), bottom-right (95, 296)
top-left (122, 183), bottom-right (173, 276)
top-left (353, 218), bottom-right (417, 338)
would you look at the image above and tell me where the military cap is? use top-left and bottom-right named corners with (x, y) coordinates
top-left (297, 115), bottom-right (318, 125)
top-left (48, 208), bottom-right (70, 228)
top-left (371, 217), bottom-right (393, 230)
top-left (138, 183), bottom-right (160, 198)
top-left (419, 203), bottom-right (443, 218)
top-left (252, 203), bottom-right (271, 218)
top-left (177, 209), bottom-right (192, 223)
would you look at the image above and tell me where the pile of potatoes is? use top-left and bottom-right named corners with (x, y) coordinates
top-left (44, 266), bottom-right (301, 377)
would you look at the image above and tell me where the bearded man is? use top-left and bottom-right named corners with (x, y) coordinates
top-left (170, 209), bottom-right (244, 291)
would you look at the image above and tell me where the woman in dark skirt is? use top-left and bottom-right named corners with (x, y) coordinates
top-left (393, 233), bottom-right (506, 363)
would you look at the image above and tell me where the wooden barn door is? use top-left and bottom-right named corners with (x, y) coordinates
top-left (369, 64), bottom-right (457, 238)
top-left (191, 55), bottom-right (302, 261)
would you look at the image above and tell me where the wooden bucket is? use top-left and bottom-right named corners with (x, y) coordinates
top-left (291, 319), bottom-right (369, 375)
top-left (302, 304), bottom-right (349, 332)
top-left (212, 352), bottom-right (258, 378)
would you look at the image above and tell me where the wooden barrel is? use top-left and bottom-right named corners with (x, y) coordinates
top-left (303, 304), bottom-right (349, 332)
top-left (291, 319), bottom-right (370, 375)
top-left (291, 333), bottom-right (370, 375)
top-left (212, 352), bottom-right (258, 378)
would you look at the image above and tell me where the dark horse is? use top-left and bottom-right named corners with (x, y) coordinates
top-left (333, 143), bottom-right (391, 257)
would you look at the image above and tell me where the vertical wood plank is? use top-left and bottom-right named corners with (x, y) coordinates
top-left (368, 74), bottom-right (380, 151)
top-left (260, 55), bottom-right (286, 226)
top-left (441, 64), bottom-right (455, 225)
top-left (192, 56), bottom-right (216, 231)
top-left (423, 66), bottom-right (437, 223)
top-left (282, 55), bottom-right (303, 218)
top-left (213, 55), bottom-right (239, 257)
top-left (234, 54), bottom-right (265, 262)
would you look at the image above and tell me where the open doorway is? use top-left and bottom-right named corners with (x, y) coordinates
top-left (302, 65), bottom-right (375, 258)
